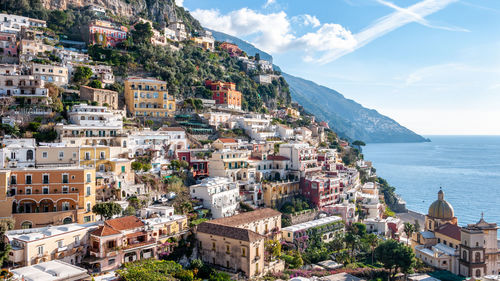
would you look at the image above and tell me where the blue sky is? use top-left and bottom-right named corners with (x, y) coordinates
top-left (181, 0), bottom-right (500, 135)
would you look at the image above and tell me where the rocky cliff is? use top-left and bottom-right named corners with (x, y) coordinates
top-left (41, 0), bottom-right (178, 26)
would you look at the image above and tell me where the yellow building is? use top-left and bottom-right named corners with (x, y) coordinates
top-left (124, 77), bottom-right (176, 118)
top-left (262, 181), bottom-right (300, 208)
top-left (79, 146), bottom-right (111, 172)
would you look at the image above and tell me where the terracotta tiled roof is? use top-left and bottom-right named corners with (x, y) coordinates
top-left (197, 222), bottom-right (265, 242)
top-left (105, 216), bottom-right (144, 231)
top-left (90, 225), bottom-right (121, 237)
top-left (436, 223), bottom-right (461, 241)
top-left (217, 138), bottom-right (237, 143)
top-left (210, 208), bottom-right (282, 227)
top-left (248, 156), bottom-right (261, 161)
top-left (267, 155), bottom-right (289, 161)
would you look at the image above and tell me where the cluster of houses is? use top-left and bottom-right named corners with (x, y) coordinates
top-left (3, 9), bottom-right (494, 281)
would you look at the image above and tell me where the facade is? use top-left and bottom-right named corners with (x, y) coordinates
top-left (88, 216), bottom-right (156, 272)
top-left (0, 138), bottom-right (36, 168)
top-left (10, 260), bottom-right (89, 281)
top-left (30, 63), bottom-right (69, 86)
top-left (279, 143), bottom-right (320, 176)
top-left (0, 74), bottom-right (49, 104)
top-left (196, 222), bottom-right (266, 278)
top-left (189, 177), bottom-right (240, 219)
top-left (208, 149), bottom-right (256, 182)
top-left (55, 104), bottom-right (125, 147)
top-left (35, 144), bottom-right (79, 167)
top-left (206, 80), bottom-right (242, 110)
top-left (235, 114), bottom-right (277, 141)
top-left (191, 34), bottom-right (215, 51)
top-left (219, 42), bottom-right (242, 57)
top-left (6, 224), bottom-right (91, 267)
top-left (124, 77), bottom-right (176, 118)
top-left (0, 31), bottom-right (17, 56)
top-left (80, 86), bottom-right (119, 109)
top-left (0, 167), bottom-right (96, 229)
top-left (281, 216), bottom-right (344, 249)
top-left (127, 127), bottom-right (187, 158)
top-left (87, 20), bottom-right (128, 47)
top-left (201, 111), bottom-right (232, 129)
top-left (262, 181), bottom-right (300, 208)
top-left (210, 208), bottom-right (282, 239)
top-left (0, 13), bottom-right (46, 33)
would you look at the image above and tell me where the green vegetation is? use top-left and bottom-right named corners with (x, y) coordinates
top-left (131, 22), bottom-right (154, 44)
top-left (92, 202), bottom-right (123, 220)
top-left (375, 239), bottom-right (415, 281)
top-left (279, 197), bottom-right (312, 214)
top-left (88, 79), bottom-right (102, 89)
top-left (0, 219), bottom-right (14, 267)
top-left (73, 66), bottom-right (93, 84)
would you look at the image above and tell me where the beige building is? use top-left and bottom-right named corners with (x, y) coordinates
top-left (30, 63), bottom-right (68, 86)
top-left (35, 145), bottom-right (79, 167)
top-left (196, 222), bottom-right (267, 278)
top-left (6, 223), bottom-right (91, 267)
top-left (262, 181), bottom-right (300, 208)
top-left (80, 86), bottom-right (119, 109)
top-left (124, 77), bottom-right (176, 118)
top-left (208, 149), bottom-right (256, 182)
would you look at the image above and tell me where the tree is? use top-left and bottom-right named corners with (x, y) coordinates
top-left (352, 140), bottom-right (366, 153)
top-left (375, 240), bottom-right (415, 281)
top-left (208, 272), bottom-right (232, 281)
top-left (365, 233), bottom-right (379, 265)
top-left (265, 240), bottom-right (281, 261)
top-left (344, 232), bottom-right (360, 261)
top-left (73, 66), bottom-right (92, 84)
top-left (92, 202), bottom-right (122, 220)
top-left (0, 219), bottom-right (14, 267)
top-left (131, 161), bottom-right (143, 171)
top-left (88, 79), bottom-right (102, 89)
top-left (123, 206), bottom-right (136, 216)
top-left (403, 222), bottom-right (415, 246)
top-left (116, 259), bottom-right (183, 280)
top-left (255, 52), bottom-right (260, 61)
top-left (131, 22), bottom-right (154, 44)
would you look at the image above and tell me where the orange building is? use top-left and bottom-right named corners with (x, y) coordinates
top-left (219, 42), bottom-right (242, 57)
top-left (0, 167), bottom-right (96, 229)
top-left (205, 80), bottom-right (242, 110)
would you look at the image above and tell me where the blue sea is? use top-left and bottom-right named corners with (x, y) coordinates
top-left (363, 136), bottom-right (500, 227)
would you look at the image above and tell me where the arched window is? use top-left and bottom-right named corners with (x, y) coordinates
top-left (21, 221), bottom-right (32, 229)
top-left (463, 250), bottom-right (467, 261)
top-left (26, 150), bottom-right (33, 160)
top-left (63, 217), bottom-right (72, 224)
top-left (476, 269), bottom-right (481, 277)
top-left (475, 252), bottom-right (481, 262)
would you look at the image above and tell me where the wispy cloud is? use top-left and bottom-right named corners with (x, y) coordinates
top-left (292, 14), bottom-right (321, 27)
top-left (313, 0), bottom-right (461, 64)
top-left (263, 0), bottom-right (276, 9)
top-left (376, 0), bottom-right (469, 32)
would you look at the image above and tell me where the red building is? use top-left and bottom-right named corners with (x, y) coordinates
top-left (177, 150), bottom-right (209, 179)
top-left (205, 80), bottom-right (242, 110)
top-left (301, 174), bottom-right (342, 208)
top-left (87, 20), bottom-right (128, 47)
top-left (219, 42), bottom-right (242, 57)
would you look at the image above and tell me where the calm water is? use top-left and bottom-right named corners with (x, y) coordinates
top-left (363, 136), bottom-right (500, 227)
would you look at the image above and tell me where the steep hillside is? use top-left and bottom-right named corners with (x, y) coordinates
top-left (283, 73), bottom-right (428, 143)
top-left (209, 29), bottom-right (273, 62)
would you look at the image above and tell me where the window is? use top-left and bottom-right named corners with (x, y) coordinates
top-left (475, 252), bottom-right (481, 262)
top-left (10, 175), bottom-right (16, 185)
top-left (74, 236), bottom-right (80, 246)
top-left (43, 186), bottom-right (49, 194)
top-left (84, 216), bottom-right (91, 223)
top-left (62, 186), bottom-right (69, 194)
top-left (86, 186), bottom-right (91, 196)
top-left (42, 152), bottom-right (48, 158)
top-left (21, 221), bottom-right (32, 229)
top-left (57, 240), bottom-right (63, 248)
top-left (476, 269), bottom-right (481, 277)
top-left (26, 150), bottom-right (34, 160)
top-left (37, 245), bottom-right (44, 255)
top-left (87, 202), bottom-right (91, 212)
top-left (25, 175), bottom-right (32, 184)
top-left (121, 166), bottom-right (125, 173)
top-left (62, 174), bottom-right (68, 183)
top-left (109, 259), bottom-right (116, 265)
top-left (85, 152), bottom-right (91, 160)
top-left (241, 247), bottom-right (246, 257)
top-left (25, 187), bottom-right (32, 195)
top-left (59, 151), bottom-right (64, 159)
top-left (226, 245), bottom-right (230, 253)
top-left (10, 152), bottom-right (15, 160)
top-left (212, 242), bottom-right (216, 250)
top-left (86, 173), bottom-right (91, 183)
top-left (62, 202), bottom-right (70, 211)
top-left (100, 151), bottom-right (105, 159)
top-left (43, 174), bottom-right (49, 184)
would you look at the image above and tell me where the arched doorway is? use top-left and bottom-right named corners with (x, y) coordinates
top-left (63, 217), bottom-right (73, 224)
top-left (21, 221), bottom-right (32, 229)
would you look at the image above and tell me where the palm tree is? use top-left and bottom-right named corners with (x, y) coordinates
top-left (403, 222), bottom-right (415, 246)
top-left (344, 233), bottom-right (359, 262)
top-left (365, 233), bottom-right (379, 265)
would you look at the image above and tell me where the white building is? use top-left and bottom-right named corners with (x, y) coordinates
top-left (0, 74), bottom-right (49, 104)
top-left (0, 13), bottom-right (46, 33)
top-left (415, 243), bottom-right (458, 273)
top-left (200, 112), bottom-right (232, 129)
top-left (168, 21), bottom-right (188, 41)
top-left (11, 260), bottom-right (89, 281)
top-left (278, 142), bottom-right (320, 175)
top-left (277, 124), bottom-right (294, 140)
top-left (235, 114), bottom-right (278, 141)
top-left (208, 149), bottom-right (256, 183)
top-left (189, 177), bottom-right (240, 218)
top-left (281, 216), bottom-right (343, 244)
top-left (56, 104), bottom-right (125, 147)
top-left (0, 138), bottom-right (36, 168)
top-left (127, 127), bottom-right (187, 158)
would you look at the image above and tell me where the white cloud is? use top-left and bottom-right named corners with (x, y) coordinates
top-left (176, 0), bottom-right (184, 7)
top-left (191, 8), bottom-right (355, 56)
top-left (263, 0), bottom-right (276, 9)
top-left (292, 14), bottom-right (321, 27)
top-left (192, 0), bottom-right (460, 64)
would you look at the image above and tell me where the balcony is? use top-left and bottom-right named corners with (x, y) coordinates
top-left (123, 240), bottom-right (156, 251)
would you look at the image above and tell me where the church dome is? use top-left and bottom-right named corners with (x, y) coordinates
top-left (428, 189), bottom-right (454, 219)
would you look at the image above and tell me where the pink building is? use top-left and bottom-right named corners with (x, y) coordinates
top-left (87, 216), bottom-right (156, 273)
top-left (301, 174), bottom-right (343, 208)
top-left (87, 20), bottom-right (128, 47)
top-left (0, 32), bottom-right (17, 56)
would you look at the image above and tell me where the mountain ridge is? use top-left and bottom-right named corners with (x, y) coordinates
top-left (209, 30), bottom-right (427, 143)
